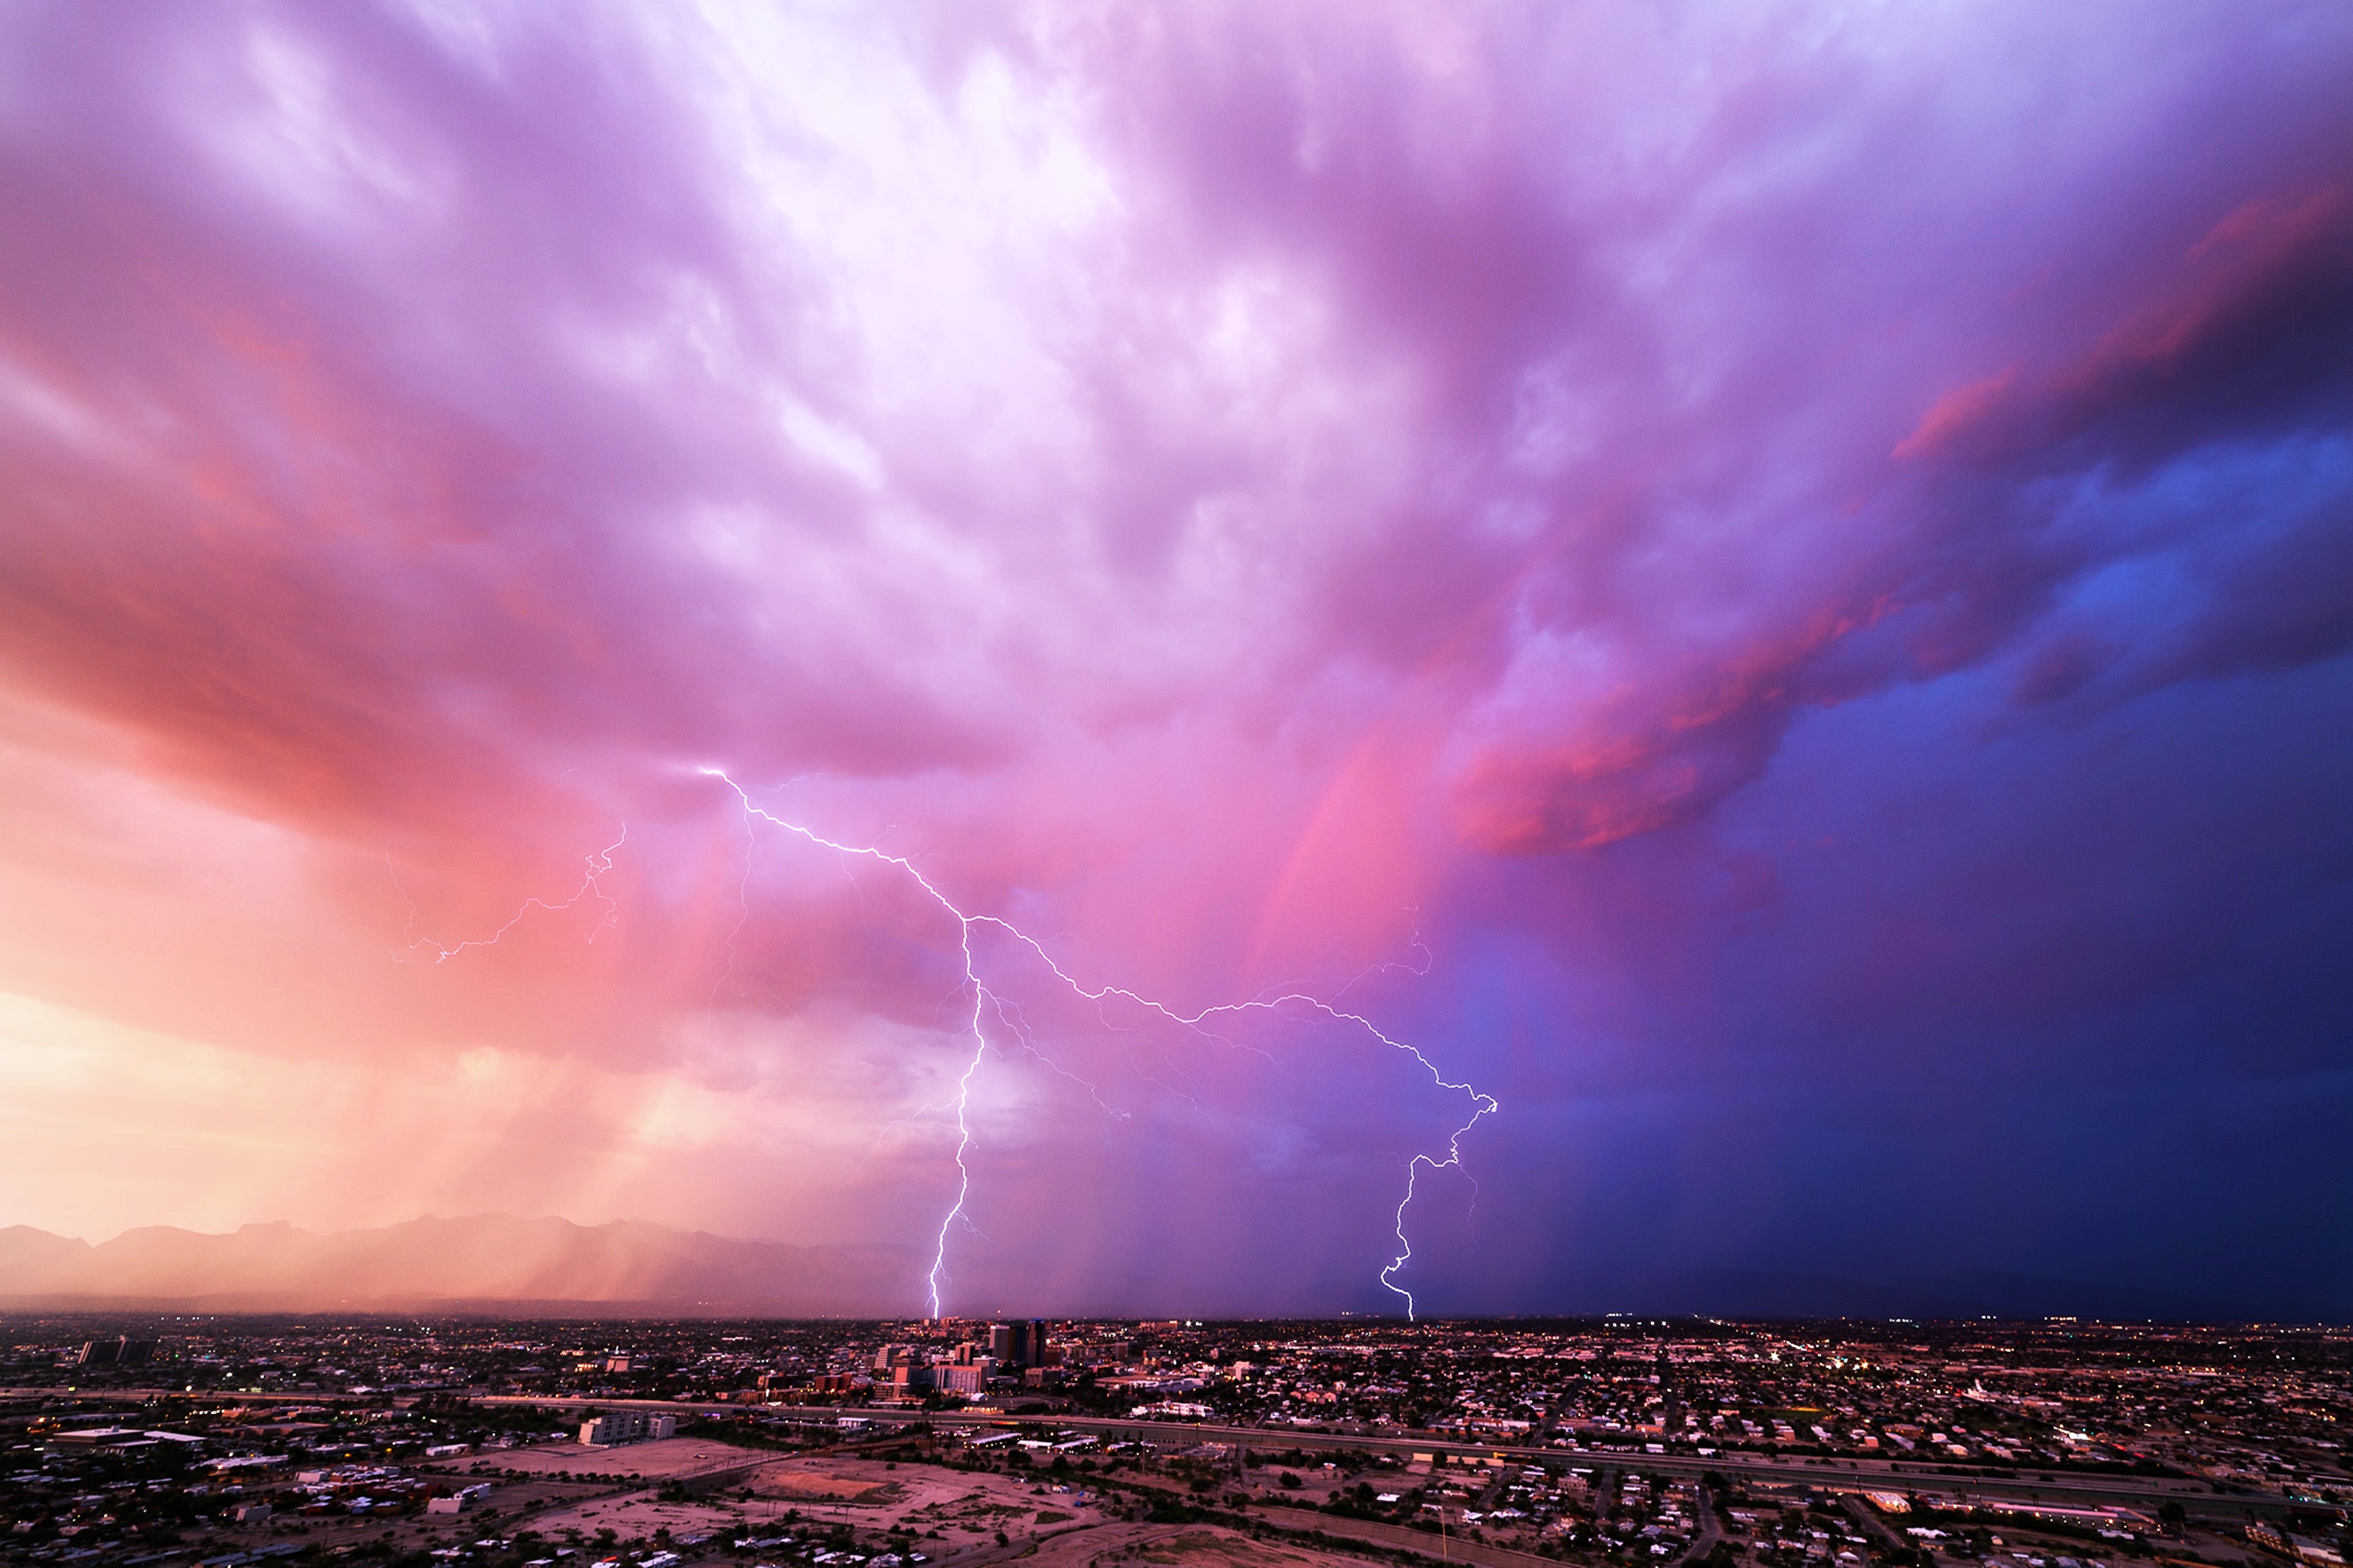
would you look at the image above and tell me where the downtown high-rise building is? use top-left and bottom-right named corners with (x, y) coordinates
top-left (987, 1320), bottom-right (1051, 1368)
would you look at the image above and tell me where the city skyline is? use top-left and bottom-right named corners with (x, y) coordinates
top-left (1, 2), bottom-right (2350, 1321)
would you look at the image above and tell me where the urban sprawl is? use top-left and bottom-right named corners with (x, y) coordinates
top-left (4, 1318), bottom-right (2347, 1568)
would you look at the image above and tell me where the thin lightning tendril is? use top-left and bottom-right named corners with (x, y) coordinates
top-left (702, 767), bottom-right (1496, 1321)
top-left (988, 993), bottom-right (1130, 1120)
top-left (396, 828), bottom-right (629, 964)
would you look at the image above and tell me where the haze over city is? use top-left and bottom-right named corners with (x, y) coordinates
top-left (2, 0), bottom-right (2351, 1326)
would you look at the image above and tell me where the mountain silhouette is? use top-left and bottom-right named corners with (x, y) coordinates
top-left (0, 1214), bottom-right (922, 1316)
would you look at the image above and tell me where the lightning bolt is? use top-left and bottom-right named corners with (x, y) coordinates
top-left (702, 766), bottom-right (1496, 1320)
top-left (1379, 1111), bottom-right (1488, 1320)
top-left (395, 827), bottom-right (628, 963)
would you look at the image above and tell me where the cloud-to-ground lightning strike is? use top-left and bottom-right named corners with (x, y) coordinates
top-left (396, 828), bottom-right (629, 964)
top-left (703, 767), bottom-right (1497, 1320)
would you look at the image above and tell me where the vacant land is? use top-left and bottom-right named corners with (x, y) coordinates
top-left (1055, 1524), bottom-right (1373, 1566)
top-left (487, 1449), bottom-right (1112, 1549)
top-left (445, 1435), bottom-right (759, 1482)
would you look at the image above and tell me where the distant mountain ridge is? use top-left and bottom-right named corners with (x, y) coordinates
top-left (0, 1214), bottom-right (922, 1316)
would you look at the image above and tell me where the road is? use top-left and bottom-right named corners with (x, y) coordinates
top-left (1842, 1491), bottom-right (1915, 1556)
top-left (1684, 1474), bottom-right (1724, 1566)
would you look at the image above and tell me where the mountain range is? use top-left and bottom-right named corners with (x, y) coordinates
top-left (0, 1214), bottom-right (923, 1316)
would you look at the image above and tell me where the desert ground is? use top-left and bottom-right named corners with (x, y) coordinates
top-left (454, 1435), bottom-right (763, 1482)
top-left (458, 1446), bottom-right (1112, 1551)
top-left (1034, 1524), bottom-right (1376, 1566)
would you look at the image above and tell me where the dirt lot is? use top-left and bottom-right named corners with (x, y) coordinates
top-left (397, 1451), bottom-right (1450, 1568)
top-left (443, 1436), bottom-right (762, 1483)
top-left (493, 1450), bottom-right (1113, 1551)
top-left (757, 1455), bottom-right (1110, 1547)
top-left (1039, 1524), bottom-right (1373, 1566)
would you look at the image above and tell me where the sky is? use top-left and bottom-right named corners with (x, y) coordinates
top-left (1, 0), bottom-right (2349, 1320)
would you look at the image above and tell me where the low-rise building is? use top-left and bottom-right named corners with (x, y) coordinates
top-left (579, 1411), bottom-right (676, 1445)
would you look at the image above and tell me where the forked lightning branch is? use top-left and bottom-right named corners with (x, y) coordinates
top-left (398, 769), bottom-right (1497, 1320)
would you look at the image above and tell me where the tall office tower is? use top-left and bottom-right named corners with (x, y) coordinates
top-left (1029, 1319), bottom-right (1049, 1368)
top-left (989, 1322), bottom-right (1025, 1366)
